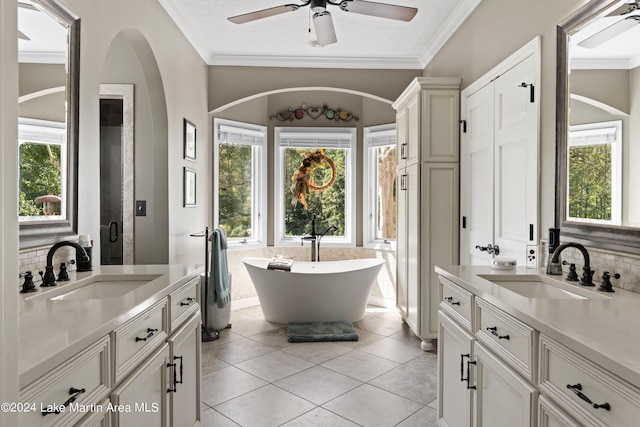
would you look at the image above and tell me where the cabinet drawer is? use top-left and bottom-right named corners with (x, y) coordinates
top-left (112, 298), bottom-right (168, 384)
top-left (538, 395), bottom-right (580, 427)
top-left (539, 334), bottom-right (640, 427)
top-left (19, 336), bottom-right (110, 427)
top-left (475, 297), bottom-right (537, 383)
top-left (439, 277), bottom-right (473, 331)
top-left (169, 276), bottom-right (199, 332)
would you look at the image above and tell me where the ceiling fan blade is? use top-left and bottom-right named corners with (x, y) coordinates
top-left (313, 11), bottom-right (337, 46)
top-left (578, 16), bottom-right (640, 48)
top-left (18, 2), bottom-right (39, 11)
top-left (606, 1), bottom-right (639, 16)
top-left (340, 0), bottom-right (417, 22)
top-left (228, 5), bottom-right (299, 24)
top-left (18, 30), bottom-right (31, 41)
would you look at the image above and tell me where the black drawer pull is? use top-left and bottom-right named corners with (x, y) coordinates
top-left (567, 384), bottom-right (611, 411)
top-left (41, 387), bottom-right (86, 416)
top-left (135, 327), bottom-right (158, 342)
top-left (167, 362), bottom-right (177, 393)
top-left (487, 326), bottom-right (509, 340)
top-left (180, 297), bottom-right (196, 307)
top-left (444, 296), bottom-right (461, 306)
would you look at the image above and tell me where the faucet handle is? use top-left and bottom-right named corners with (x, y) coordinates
top-left (598, 271), bottom-right (620, 293)
top-left (20, 271), bottom-right (37, 293)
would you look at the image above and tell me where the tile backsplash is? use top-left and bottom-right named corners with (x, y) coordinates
top-left (19, 245), bottom-right (78, 287)
top-left (540, 240), bottom-right (640, 293)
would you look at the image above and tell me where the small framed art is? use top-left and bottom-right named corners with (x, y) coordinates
top-left (183, 118), bottom-right (196, 161)
top-left (183, 167), bottom-right (196, 207)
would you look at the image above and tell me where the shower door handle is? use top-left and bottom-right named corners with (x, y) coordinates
top-left (108, 221), bottom-right (119, 243)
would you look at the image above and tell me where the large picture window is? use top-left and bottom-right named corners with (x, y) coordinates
top-left (214, 119), bottom-right (267, 248)
top-left (274, 127), bottom-right (356, 246)
top-left (363, 124), bottom-right (396, 249)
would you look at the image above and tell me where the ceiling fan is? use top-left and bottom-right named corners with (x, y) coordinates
top-left (18, 1), bottom-right (39, 41)
top-left (578, 1), bottom-right (640, 48)
top-left (228, 0), bottom-right (418, 47)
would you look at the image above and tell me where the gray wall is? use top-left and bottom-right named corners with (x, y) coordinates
top-left (423, 0), bottom-right (590, 238)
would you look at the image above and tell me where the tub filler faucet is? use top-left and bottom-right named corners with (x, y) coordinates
top-left (301, 213), bottom-right (338, 262)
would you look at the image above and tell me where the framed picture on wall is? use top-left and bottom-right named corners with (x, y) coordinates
top-left (183, 167), bottom-right (196, 207)
top-left (183, 118), bottom-right (196, 161)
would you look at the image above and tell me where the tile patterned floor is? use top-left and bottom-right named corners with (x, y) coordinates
top-left (200, 306), bottom-right (439, 427)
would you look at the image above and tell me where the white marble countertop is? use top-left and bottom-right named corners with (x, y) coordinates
top-left (18, 264), bottom-right (203, 389)
top-left (435, 265), bottom-right (640, 388)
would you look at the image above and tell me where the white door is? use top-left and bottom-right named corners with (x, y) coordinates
top-left (438, 312), bottom-right (474, 427)
top-left (396, 170), bottom-right (408, 319)
top-left (461, 82), bottom-right (495, 265)
top-left (473, 342), bottom-right (538, 427)
top-left (493, 54), bottom-right (538, 265)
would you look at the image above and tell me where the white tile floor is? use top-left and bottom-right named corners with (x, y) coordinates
top-left (200, 305), bottom-right (439, 427)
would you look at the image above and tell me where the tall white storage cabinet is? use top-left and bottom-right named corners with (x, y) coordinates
top-left (393, 77), bottom-right (461, 351)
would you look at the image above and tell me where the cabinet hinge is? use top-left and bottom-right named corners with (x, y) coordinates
top-left (459, 119), bottom-right (467, 133)
top-left (520, 82), bottom-right (535, 103)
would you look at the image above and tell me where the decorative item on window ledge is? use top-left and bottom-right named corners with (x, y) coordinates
top-left (291, 149), bottom-right (337, 210)
top-left (271, 104), bottom-right (359, 122)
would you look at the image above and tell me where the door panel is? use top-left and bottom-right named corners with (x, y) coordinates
top-left (461, 83), bottom-right (494, 265)
top-left (494, 54), bottom-right (538, 266)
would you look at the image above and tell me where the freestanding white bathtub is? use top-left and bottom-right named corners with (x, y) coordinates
top-left (242, 257), bottom-right (384, 324)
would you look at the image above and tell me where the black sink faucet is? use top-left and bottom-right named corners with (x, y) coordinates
top-left (548, 242), bottom-right (594, 286)
top-left (41, 241), bottom-right (92, 287)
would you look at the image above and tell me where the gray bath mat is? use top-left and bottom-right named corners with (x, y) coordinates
top-left (287, 320), bottom-right (359, 343)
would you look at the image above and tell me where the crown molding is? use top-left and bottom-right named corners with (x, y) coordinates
top-left (570, 56), bottom-right (639, 70)
top-left (18, 51), bottom-right (66, 64)
top-left (207, 53), bottom-right (425, 69)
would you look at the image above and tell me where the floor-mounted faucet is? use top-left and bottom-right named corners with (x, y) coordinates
top-left (301, 213), bottom-right (338, 262)
top-left (548, 242), bottom-right (594, 286)
top-left (40, 241), bottom-right (92, 287)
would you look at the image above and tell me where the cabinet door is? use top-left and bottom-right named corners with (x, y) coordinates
top-left (493, 53), bottom-right (538, 265)
top-left (421, 163), bottom-right (459, 341)
top-left (404, 93), bottom-right (421, 166)
top-left (396, 104), bottom-right (408, 171)
top-left (473, 342), bottom-right (538, 427)
top-left (460, 82), bottom-right (495, 266)
top-left (438, 312), bottom-right (474, 427)
top-left (111, 344), bottom-right (170, 427)
top-left (422, 90), bottom-right (460, 162)
top-left (168, 313), bottom-right (201, 427)
top-left (405, 162), bottom-right (420, 334)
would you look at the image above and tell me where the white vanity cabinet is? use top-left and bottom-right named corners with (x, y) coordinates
top-left (394, 77), bottom-right (461, 351)
top-left (19, 270), bottom-right (202, 427)
top-left (437, 277), bottom-right (538, 427)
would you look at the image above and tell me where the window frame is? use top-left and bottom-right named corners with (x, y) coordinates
top-left (567, 120), bottom-right (622, 225)
top-left (363, 124), bottom-right (397, 251)
top-left (274, 127), bottom-right (357, 247)
top-left (213, 118), bottom-right (267, 249)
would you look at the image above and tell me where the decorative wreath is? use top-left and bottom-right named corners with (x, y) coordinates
top-left (290, 149), bottom-right (337, 210)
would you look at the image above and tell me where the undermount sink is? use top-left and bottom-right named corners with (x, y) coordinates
top-left (25, 274), bottom-right (161, 301)
top-left (478, 274), bottom-right (610, 300)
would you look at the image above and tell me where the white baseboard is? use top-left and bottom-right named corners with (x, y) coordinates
top-left (367, 296), bottom-right (396, 308)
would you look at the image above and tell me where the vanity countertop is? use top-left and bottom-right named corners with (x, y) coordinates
top-left (436, 265), bottom-right (640, 388)
top-left (18, 264), bottom-right (203, 388)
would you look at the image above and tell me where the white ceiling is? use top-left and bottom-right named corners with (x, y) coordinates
top-left (570, 3), bottom-right (640, 70)
top-left (158, 0), bottom-right (481, 69)
top-left (18, 0), bottom-right (68, 64)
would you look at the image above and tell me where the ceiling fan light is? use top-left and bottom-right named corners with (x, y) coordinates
top-left (313, 11), bottom-right (337, 46)
top-left (578, 16), bottom-right (640, 48)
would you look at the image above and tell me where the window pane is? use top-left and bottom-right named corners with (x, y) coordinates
top-left (568, 143), bottom-right (612, 221)
top-left (218, 144), bottom-right (253, 239)
top-left (284, 147), bottom-right (345, 236)
top-left (19, 142), bottom-right (62, 217)
top-left (376, 145), bottom-right (396, 239)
